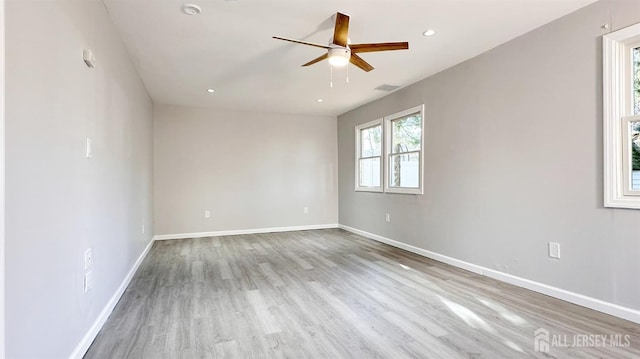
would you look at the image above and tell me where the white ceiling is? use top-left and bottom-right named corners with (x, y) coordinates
top-left (103, 0), bottom-right (596, 117)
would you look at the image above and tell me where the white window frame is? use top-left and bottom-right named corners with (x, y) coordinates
top-left (355, 119), bottom-right (383, 192)
top-left (621, 115), bottom-right (640, 196)
top-left (384, 105), bottom-right (425, 195)
top-left (603, 23), bottom-right (640, 208)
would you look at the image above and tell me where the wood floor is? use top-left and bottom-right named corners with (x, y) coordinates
top-left (84, 229), bottom-right (640, 358)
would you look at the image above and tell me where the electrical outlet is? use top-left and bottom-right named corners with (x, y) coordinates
top-left (84, 248), bottom-right (93, 270)
top-left (84, 271), bottom-right (93, 293)
top-left (204, 210), bottom-right (211, 219)
top-left (385, 213), bottom-right (391, 223)
top-left (548, 242), bottom-right (561, 259)
top-left (303, 206), bottom-right (309, 214)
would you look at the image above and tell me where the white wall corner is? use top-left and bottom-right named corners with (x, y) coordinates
top-left (1, 0), bottom-right (6, 356)
top-left (338, 224), bottom-right (640, 324)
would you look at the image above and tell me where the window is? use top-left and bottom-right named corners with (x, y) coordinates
top-left (354, 105), bottom-right (424, 194)
top-left (355, 119), bottom-right (383, 192)
top-left (603, 23), bottom-right (640, 208)
top-left (622, 115), bottom-right (640, 195)
top-left (385, 106), bottom-right (424, 194)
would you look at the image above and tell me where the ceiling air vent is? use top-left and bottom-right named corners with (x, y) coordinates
top-left (375, 84), bottom-right (401, 92)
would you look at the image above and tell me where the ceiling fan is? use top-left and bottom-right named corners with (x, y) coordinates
top-left (273, 12), bottom-right (409, 72)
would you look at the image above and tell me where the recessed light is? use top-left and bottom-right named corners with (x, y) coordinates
top-left (423, 29), bottom-right (437, 37)
top-left (182, 3), bottom-right (202, 15)
top-left (316, 99), bottom-right (323, 103)
top-left (207, 88), bottom-right (215, 93)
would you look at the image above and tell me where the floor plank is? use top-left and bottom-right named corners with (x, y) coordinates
top-left (84, 229), bottom-right (640, 358)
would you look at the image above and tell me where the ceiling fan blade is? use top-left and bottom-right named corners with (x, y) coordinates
top-left (332, 12), bottom-right (350, 47)
top-left (272, 36), bottom-right (330, 49)
top-left (350, 53), bottom-right (374, 72)
top-left (349, 42), bottom-right (409, 53)
top-left (302, 53), bottom-right (328, 67)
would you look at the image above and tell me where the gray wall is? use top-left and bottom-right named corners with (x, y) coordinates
top-left (154, 105), bottom-right (338, 235)
top-left (338, 0), bottom-right (640, 311)
top-left (5, 1), bottom-right (154, 357)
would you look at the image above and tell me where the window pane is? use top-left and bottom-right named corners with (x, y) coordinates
top-left (359, 157), bottom-right (381, 187)
top-left (631, 121), bottom-right (640, 190)
top-left (634, 47), bottom-right (640, 115)
top-left (389, 153), bottom-right (419, 188)
top-left (360, 125), bottom-right (382, 157)
top-left (391, 114), bottom-right (422, 153)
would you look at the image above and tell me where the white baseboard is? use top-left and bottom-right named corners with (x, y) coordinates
top-left (68, 239), bottom-right (154, 359)
top-left (338, 224), bottom-right (640, 324)
top-left (153, 223), bottom-right (339, 241)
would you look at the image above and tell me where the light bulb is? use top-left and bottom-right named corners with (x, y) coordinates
top-left (328, 48), bottom-right (351, 67)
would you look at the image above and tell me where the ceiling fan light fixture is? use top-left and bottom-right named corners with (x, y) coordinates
top-left (328, 47), bottom-right (351, 67)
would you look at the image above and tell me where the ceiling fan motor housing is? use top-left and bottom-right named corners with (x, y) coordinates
top-left (328, 47), bottom-right (351, 67)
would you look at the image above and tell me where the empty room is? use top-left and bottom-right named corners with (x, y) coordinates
top-left (4, 0), bottom-right (640, 358)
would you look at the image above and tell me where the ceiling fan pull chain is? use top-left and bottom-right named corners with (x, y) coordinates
top-left (346, 65), bottom-right (350, 84)
top-left (330, 65), bottom-right (334, 88)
